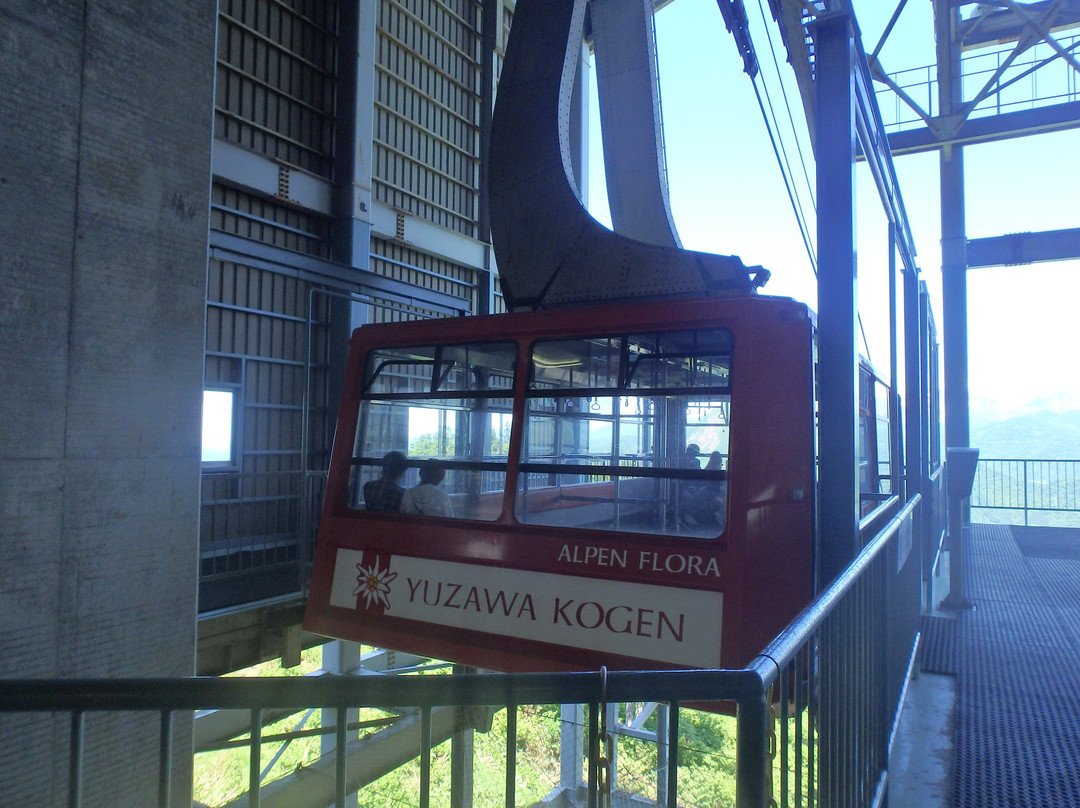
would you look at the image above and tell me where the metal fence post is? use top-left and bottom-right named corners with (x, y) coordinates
top-left (159, 711), bottom-right (173, 808)
top-left (249, 708), bottom-right (262, 808)
top-left (336, 706), bottom-right (348, 808)
top-left (1024, 461), bottom-right (1030, 525)
top-left (736, 689), bottom-right (770, 807)
top-left (69, 710), bottom-right (84, 808)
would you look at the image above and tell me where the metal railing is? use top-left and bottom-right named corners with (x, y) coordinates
top-left (971, 458), bottom-right (1080, 526)
top-left (875, 33), bottom-right (1080, 133)
top-left (199, 470), bottom-right (323, 612)
top-left (0, 497), bottom-right (923, 808)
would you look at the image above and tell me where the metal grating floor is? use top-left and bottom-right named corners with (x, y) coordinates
top-left (921, 523), bottom-right (1080, 807)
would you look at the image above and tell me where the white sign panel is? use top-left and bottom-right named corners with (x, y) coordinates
top-left (329, 549), bottom-right (723, 668)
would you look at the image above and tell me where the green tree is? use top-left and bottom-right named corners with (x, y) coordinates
top-left (409, 431), bottom-right (450, 456)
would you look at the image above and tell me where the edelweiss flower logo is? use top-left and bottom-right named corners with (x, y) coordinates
top-left (354, 558), bottom-right (398, 610)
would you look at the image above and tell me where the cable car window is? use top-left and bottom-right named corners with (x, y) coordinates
top-left (874, 380), bottom-right (893, 495)
top-left (530, 337), bottom-right (621, 389)
top-left (364, 343), bottom-right (516, 394)
top-left (518, 329), bottom-right (732, 538)
top-left (624, 330), bottom-right (732, 390)
top-left (348, 341), bottom-right (517, 521)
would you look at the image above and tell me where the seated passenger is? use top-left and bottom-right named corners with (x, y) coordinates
top-left (401, 459), bottom-right (454, 518)
top-left (695, 452), bottom-right (728, 528)
top-left (363, 451), bottom-right (408, 513)
top-left (677, 443), bottom-right (703, 523)
top-left (679, 443), bottom-right (702, 471)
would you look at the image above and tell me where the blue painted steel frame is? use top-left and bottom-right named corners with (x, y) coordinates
top-left (966, 227), bottom-right (1080, 267)
top-left (813, 11), bottom-right (860, 587)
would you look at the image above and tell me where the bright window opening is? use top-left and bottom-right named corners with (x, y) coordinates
top-left (202, 389), bottom-right (235, 464)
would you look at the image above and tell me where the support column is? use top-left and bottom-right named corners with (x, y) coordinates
top-left (450, 664), bottom-right (476, 808)
top-left (813, 11), bottom-right (860, 587)
top-left (935, 0), bottom-right (974, 608)
top-left (903, 267), bottom-right (927, 593)
top-left (940, 148), bottom-right (970, 457)
top-left (322, 641), bottom-right (361, 808)
top-left (333, 0), bottom-right (376, 269)
top-left (559, 703), bottom-right (584, 793)
top-left (940, 146), bottom-right (972, 609)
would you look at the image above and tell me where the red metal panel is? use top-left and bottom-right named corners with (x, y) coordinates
top-left (304, 295), bottom-right (814, 671)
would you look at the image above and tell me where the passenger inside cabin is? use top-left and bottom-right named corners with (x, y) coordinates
top-left (679, 443), bottom-right (702, 471)
top-left (696, 452), bottom-right (728, 529)
top-left (363, 451), bottom-right (408, 513)
top-left (676, 444), bottom-right (702, 525)
top-left (401, 459), bottom-right (454, 518)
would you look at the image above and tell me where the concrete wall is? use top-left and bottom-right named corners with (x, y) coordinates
top-left (0, 0), bottom-right (214, 804)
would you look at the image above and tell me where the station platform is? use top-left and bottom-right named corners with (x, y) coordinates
top-left (893, 522), bottom-right (1080, 807)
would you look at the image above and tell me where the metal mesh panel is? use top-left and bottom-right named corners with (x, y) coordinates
top-left (202, 258), bottom-right (334, 611)
top-left (374, 0), bottom-right (482, 236)
top-left (212, 183), bottom-right (333, 257)
top-left (492, 273), bottom-right (507, 314)
top-left (369, 235), bottom-right (478, 313)
top-left (215, 0), bottom-right (338, 177)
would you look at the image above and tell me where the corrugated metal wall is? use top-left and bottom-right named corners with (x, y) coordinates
top-left (202, 257), bottom-right (331, 610)
top-left (215, 0), bottom-right (338, 177)
top-left (204, 0), bottom-right (501, 614)
top-left (373, 0), bottom-right (483, 237)
top-left (369, 236), bottom-right (479, 318)
top-left (212, 184), bottom-right (333, 258)
top-left (207, 0), bottom-right (340, 611)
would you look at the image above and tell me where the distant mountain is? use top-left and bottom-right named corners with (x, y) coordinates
top-left (970, 410), bottom-right (1080, 460)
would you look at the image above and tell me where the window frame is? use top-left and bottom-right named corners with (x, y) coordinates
top-left (201, 386), bottom-right (241, 471)
top-left (517, 329), bottom-right (733, 538)
top-left (347, 339), bottom-right (520, 520)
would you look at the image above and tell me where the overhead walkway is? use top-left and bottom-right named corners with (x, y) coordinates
top-left (911, 522), bottom-right (1080, 807)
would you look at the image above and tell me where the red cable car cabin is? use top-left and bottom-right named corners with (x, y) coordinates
top-left (304, 294), bottom-right (815, 672)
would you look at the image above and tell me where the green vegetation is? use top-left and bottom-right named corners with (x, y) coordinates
top-left (971, 409), bottom-right (1080, 461)
top-left (191, 650), bottom-right (825, 808)
top-left (408, 423), bottom-right (512, 458)
top-left (193, 650), bottom-right (328, 806)
top-left (967, 410), bottom-right (1080, 527)
top-left (408, 431), bottom-right (447, 457)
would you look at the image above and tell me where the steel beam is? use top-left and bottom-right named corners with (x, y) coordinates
top-left (884, 100), bottom-right (1080, 155)
top-left (331, 0), bottom-right (375, 269)
top-left (813, 11), bottom-right (861, 586)
top-left (591, 0), bottom-right (681, 247)
top-left (487, 0), bottom-right (762, 309)
top-left (966, 226), bottom-right (1080, 266)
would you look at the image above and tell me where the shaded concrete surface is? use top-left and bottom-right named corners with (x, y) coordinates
top-left (887, 543), bottom-right (958, 807)
top-left (889, 672), bottom-right (956, 808)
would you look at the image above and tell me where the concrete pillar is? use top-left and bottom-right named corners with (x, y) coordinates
top-left (0, 1), bottom-right (214, 803)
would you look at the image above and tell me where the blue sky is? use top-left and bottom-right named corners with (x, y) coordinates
top-left (585, 0), bottom-right (1080, 424)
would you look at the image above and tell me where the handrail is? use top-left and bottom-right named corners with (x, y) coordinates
top-left (10, 484), bottom-right (920, 710)
top-left (0, 669), bottom-right (768, 713)
top-left (1, 493), bottom-right (926, 808)
top-left (859, 493), bottom-right (902, 536)
top-left (756, 494), bottom-right (920, 676)
top-left (971, 458), bottom-right (1080, 525)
